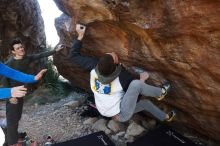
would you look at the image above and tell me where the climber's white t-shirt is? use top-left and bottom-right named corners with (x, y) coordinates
top-left (90, 69), bottom-right (125, 117)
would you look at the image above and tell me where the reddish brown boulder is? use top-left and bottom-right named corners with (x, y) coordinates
top-left (53, 0), bottom-right (220, 141)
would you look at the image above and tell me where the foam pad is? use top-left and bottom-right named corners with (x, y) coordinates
top-left (127, 125), bottom-right (199, 146)
top-left (53, 131), bottom-right (115, 146)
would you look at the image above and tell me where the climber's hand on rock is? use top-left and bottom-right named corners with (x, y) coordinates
top-left (76, 24), bottom-right (86, 40)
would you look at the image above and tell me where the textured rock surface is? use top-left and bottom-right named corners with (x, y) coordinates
top-left (107, 119), bottom-right (125, 133)
top-left (92, 118), bottom-right (112, 134)
top-left (0, 0), bottom-right (46, 70)
top-left (53, 0), bottom-right (220, 141)
top-left (125, 122), bottom-right (145, 137)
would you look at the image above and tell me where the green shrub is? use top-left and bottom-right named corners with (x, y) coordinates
top-left (42, 59), bottom-right (71, 98)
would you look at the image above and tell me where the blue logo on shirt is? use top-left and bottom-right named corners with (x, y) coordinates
top-left (95, 79), bottom-right (111, 94)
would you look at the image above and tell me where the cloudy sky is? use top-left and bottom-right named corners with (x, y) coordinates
top-left (38, 0), bottom-right (62, 47)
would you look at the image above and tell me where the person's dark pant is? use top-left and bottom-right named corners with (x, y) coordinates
top-left (6, 98), bottom-right (23, 145)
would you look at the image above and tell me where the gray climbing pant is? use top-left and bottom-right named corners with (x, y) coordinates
top-left (118, 80), bottom-right (167, 122)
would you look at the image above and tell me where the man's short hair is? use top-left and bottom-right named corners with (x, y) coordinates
top-left (10, 38), bottom-right (22, 50)
top-left (97, 54), bottom-right (116, 76)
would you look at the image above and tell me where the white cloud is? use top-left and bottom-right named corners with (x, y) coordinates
top-left (38, 0), bottom-right (62, 47)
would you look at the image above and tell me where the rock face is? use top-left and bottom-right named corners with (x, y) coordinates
top-left (0, 0), bottom-right (46, 70)
top-left (53, 0), bottom-right (220, 141)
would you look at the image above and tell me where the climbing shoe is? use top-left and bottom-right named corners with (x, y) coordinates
top-left (158, 81), bottom-right (171, 101)
top-left (166, 110), bottom-right (176, 122)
